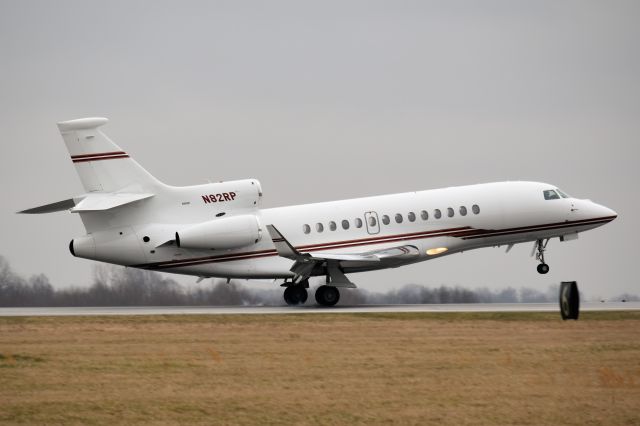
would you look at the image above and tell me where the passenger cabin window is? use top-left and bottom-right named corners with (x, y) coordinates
top-left (447, 207), bottom-right (454, 218)
top-left (303, 224), bottom-right (311, 234)
top-left (472, 204), bottom-right (480, 214)
top-left (543, 189), bottom-right (560, 200)
top-left (421, 210), bottom-right (428, 220)
top-left (459, 206), bottom-right (467, 216)
top-left (316, 223), bottom-right (324, 232)
top-left (368, 216), bottom-right (377, 227)
top-left (342, 219), bottom-right (350, 230)
top-left (355, 218), bottom-right (363, 228)
top-left (395, 213), bottom-right (403, 223)
top-left (434, 209), bottom-right (442, 219)
top-left (382, 215), bottom-right (390, 225)
top-left (408, 212), bottom-right (416, 222)
top-left (329, 221), bottom-right (337, 231)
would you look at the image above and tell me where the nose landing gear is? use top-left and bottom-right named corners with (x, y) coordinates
top-left (536, 263), bottom-right (550, 274)
top-left (534, 239), bottom-right (550, 274)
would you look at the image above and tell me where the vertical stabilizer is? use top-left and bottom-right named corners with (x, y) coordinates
top-left (57, 117), bottom-right (163, 193)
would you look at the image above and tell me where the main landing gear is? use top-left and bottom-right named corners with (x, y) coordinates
top-left (282, 281), bottom-right (341, 307)
top-left (315, 285), bottom-right (340, 307)
top-left (534, 239), bottom-right (550, 274)
top-left (283, 280), bottom-right (308, 305)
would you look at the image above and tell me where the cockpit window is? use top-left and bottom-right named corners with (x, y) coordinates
top-left (543, 189), bottom-right (560, 200)
top-left (556, 188), bottom-right (570, 198)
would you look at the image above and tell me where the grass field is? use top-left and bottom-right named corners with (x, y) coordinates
top-left (1, 312), bottom-right (639, 425)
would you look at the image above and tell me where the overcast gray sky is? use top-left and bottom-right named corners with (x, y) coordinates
top-left (0, 0), bottom-right (637, 298)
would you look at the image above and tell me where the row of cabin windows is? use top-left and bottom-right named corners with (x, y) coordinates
top-left (302, 204), bottom-right (480, 234)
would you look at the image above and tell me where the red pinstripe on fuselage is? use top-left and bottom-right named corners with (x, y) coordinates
top-left (133, 215), bottom-right (615, 270)
top-left (71, 151), bottom-right (130, 163)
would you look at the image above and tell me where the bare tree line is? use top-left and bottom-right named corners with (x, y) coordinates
top-left (0, 255), bottom-right (635, 307)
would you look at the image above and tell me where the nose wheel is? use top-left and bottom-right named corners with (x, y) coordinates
top-left (537, 263), bottom-right (550, 274)
top-left (535, 239), bottom-right (550, 274)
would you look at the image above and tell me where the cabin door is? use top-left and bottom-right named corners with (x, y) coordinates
top-left (364, 211), bottom-right (380, 235)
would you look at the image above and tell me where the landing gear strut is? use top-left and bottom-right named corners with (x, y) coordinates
top-left (283, 280), bottom-right (308, 306)
top-left (535, 239), bottom-right (550, 274)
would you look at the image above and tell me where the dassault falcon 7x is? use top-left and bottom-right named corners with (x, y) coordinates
top-left (20, 118), bottom-right (617, 306)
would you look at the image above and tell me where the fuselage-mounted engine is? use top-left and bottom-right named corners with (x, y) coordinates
top-left (175, 214), bottom-right (262, 251)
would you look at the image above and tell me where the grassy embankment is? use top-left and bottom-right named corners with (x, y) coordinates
top-left (1, 311), bottom-right (639, 425)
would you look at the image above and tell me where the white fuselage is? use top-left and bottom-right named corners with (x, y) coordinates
top-left (22, 117), bottom-right (617, 306)
top-left (72, 181), bottom-right (616, 281)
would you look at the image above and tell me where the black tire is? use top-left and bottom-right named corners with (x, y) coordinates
top-left (559, 281), bottom-right (580, 320)
top-left (315, 285), bottom-right (340, 307)
top-left (537, 263), bottom-right (550, 274)
top-left (283, 285), bottom-right (307, 306)
top-left (283, 286), bottom-right (294, 305)
top-left (292, 285), bottom-right (308, 304)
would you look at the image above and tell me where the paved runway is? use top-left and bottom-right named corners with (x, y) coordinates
top-left (0, 302), bottom-right (638, 316)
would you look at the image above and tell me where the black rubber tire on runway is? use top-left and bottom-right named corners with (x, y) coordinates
top-left (291, 285), bottom-right (308, 304)
top-left (559, 281), bottom-right (580, 320)
top-left (283, 286), bottom-right (294, 305)
top-left (284, 285), bottom-right (307, 306)
top-left (315, 285), bottom-right (340, 306)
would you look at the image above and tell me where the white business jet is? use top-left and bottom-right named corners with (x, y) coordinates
top-left (21, 118), bottom-right (617, 306)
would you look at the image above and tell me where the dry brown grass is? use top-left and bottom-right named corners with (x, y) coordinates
top-left (0, 312), bottom-right (639, 425)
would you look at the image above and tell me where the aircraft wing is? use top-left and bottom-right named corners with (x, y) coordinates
top-left (266, 224), bottom-right (419, 262)
top-left (310, 245), bottom-right (420, 262)
top-left (305, 252), bottom-right (380, 262)
top-left (266, 225), bottom-right (419, 285)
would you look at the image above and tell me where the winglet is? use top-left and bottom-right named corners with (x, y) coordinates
top-left (266, 225), bottom-right (301, 260)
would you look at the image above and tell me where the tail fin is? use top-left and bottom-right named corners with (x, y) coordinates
top-left (57, 117), bottom-right (163, 193)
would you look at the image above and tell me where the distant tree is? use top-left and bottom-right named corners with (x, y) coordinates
top-left (0, 254), bottom-right (634, 307)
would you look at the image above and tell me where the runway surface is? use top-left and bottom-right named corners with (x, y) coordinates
top-left (0, 302), bottom-right (638, 316)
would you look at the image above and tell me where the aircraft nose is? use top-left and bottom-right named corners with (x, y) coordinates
top-left (592, 202), bottom-right (617, 220)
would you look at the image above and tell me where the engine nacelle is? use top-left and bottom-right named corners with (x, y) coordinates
top-left (175, 214), bottom-right (262, 250)
top-left (69, 235), bottom-right (96, 258)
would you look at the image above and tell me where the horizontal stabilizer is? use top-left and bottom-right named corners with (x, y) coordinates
top-left (71, 193), bottom-right (154, 212)
top-left (18, 198), bottom-right (76, 214)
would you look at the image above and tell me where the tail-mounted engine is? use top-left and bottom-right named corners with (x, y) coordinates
top-left (175, 214), bottom-right (262, 250)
